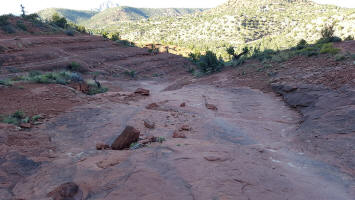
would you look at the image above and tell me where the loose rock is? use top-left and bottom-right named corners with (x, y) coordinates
top-left (146, 103), bottom-right (159, 110)
top-left (143, 120), bottom-right (155, 129)
top-left (96, 143), bottom-right (110, 150)
top-left (205, 103), bottom-right (218, 111)
top-left (179, 125), bottom-right (191, 131)
top-left (47, 182), bottom-right (83, 200)
top-left (135, 88), bottom-right (150, 96)
top-left (180, 102), bottom-right (186, 107)
top-left (173, 131), bottom-right (186, 138)
top-left (204, 156), bottom-right (227, 162)
top-left (111, 126), bottom-right (140, 150)
top-left (20, 123), bottom-right (32, 129)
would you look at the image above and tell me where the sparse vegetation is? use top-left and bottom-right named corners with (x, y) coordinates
top-left (344, 35), bottom-right (354, 41)
top-left (335, 53), bottom-right (346, 61)
top-left (1, 110), bottom-right (26, 125)
top-left (296, 39), bottom-right (308, 50)
top-left (85, 80), bottom-right (108, 95)
top-left (51, 13), bottom-right (68, 28)
top-left (195, 51), bottom-right (224, 74)
top-left (1, 111), bottom-right (42, 126)
top-left (110, 32), bottom-right (120, 41)
top-left (26, 71), bottom-right (79, 84)
top-left (16, 20), bottom-right (27, 31)
top-left (67, 62), bottom-right (82, 71)
top-left (0, 79), bottom-right (13, 86)
top-left (0, 15), bottom-right (10, 26)
top-left (319, 43), bottom-right (340, 55)
top-left (65, 29), bottom-right (75, 36)
top-left (1, 24), bottom-right (16, 34)
top-left (124, 70), bottom-right (136, 78)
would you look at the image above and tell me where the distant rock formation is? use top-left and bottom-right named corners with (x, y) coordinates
top-left (97, 0), bottom-right (119, 11)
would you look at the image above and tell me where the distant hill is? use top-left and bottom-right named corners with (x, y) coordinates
top-left (83, 7), bottom-right (206, 28)
top-left (93, 0), bottom-right (355, 57)
top-left (38, 7), bottom-right (206, 28)
top-left (38, 8), bottom-right (98, 24)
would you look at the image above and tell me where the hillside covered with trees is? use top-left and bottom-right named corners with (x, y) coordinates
top-left (83, 0), bottom-right (355, 59)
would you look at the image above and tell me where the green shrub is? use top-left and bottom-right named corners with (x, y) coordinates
top-left (198, 51), bottom-right (223, 73)
top-left (321, 23), bottom-right (335, 39)
top-left (1, 24), bottom-right (16, 34)
top-left (27, 71), bottom-right (77, 85)
top-left (75, 25), bottom-right (86, 33)
top-left (29, 70), bottom-right (42, 77)
top-left (188, 51), bottom-right (201, 62)
top-left (253, 49), bottom-right (276, 61)
top-left (344, 35), bottom-right (354, 41)
top-left (31, 115), bottom-right (42, 122)
top-left (65, 29), bottom-right (75, 36)
top-left (335, 54), bottom-right (346, 61)
top-left (24, 13), bottom-right (40, 22)
top-left (297, 46), bottom-right (319, 57)
top-left (124, 70), bottom-right (136, 78)
top-left (67, 62), bottom-right (86, 72)
top-left (2, 110), bottom-right (26, 125)
top-left (319, 43), bottom-right (340, 55)
top-left (0, 15), bottom-right (9, 26)
top-left (317, 36), bottom-right (342, 44)
top-left (11, 75), bottom-right (25, 81)
top-left (117, 39), bottom-right (135, 47)
top-left (86, 80), bottom-right (108, 95)
top-left (102, 31), bottom-right (109, 39)
top-left (232, 57), bottom-right (246, 66)
top-left (16, 20), bottom-right (27, 31)
top-left (226, 46), bottom-right (235, 56)
top-left (0, 79), bottom-right (12, 86)
top-left (296, 39), bottom-right (308, 50)
top-left (51, 13), bottom-right (67, 28)
top-left (12, 110), bottom-right (26, 119)
top-left (110, 32), bottom-right (120, 41)
top-left (67, 62), bottom-right (81, 71)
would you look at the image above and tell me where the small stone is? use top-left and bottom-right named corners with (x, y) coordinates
top-left (205, 103), bottom-right (218, 111)
top-left (173, 131), bottom-right (186, 138)
top-left (204, 156), bottom-right (227, 162)
top-left (134, 88), bottom-right (150, 96)
top-left (20, 123), bottom-right (31, 129)
top-left (180, 102), bottom-right (186, 107)
top-left (143, 120), bottom-right (155, 129)
top-left (179, 125), bottom-right (191, 131)
top-left (96, 143), bottom-right (110, 150)
top-left (146, 103), bottom-right (159, 110)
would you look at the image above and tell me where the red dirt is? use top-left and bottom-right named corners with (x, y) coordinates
top-left (0, 83), bottom-right (85, 117)
top-left (0, 32), bottom-right (354, 200)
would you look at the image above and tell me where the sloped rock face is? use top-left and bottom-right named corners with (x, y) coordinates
top-left (272, 83), bottom-right (355, 174)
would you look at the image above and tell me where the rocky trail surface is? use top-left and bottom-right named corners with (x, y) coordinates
top-left (0, 35), bottom-right (354, 200)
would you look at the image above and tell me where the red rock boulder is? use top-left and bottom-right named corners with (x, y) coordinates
top-left (111, 126), bottom-right (140, 150)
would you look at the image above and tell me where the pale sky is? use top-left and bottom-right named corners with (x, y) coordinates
top-left (0, 0), bottom-right (227, 15)
top-left (1, 0), bottom-right (355, 15)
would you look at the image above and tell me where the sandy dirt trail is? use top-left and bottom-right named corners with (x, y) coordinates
top-left (10, 79), bottom-right (353, 200)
